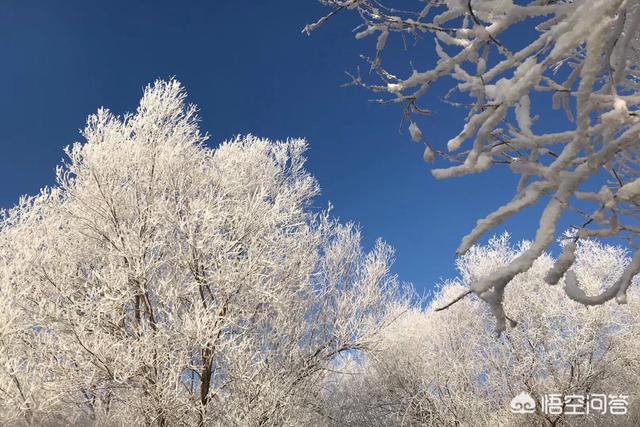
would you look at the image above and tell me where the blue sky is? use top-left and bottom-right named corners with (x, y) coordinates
top-left (0, 1), bottom-right (557, 294)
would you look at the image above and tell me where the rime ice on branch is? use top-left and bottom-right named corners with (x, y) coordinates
top-left (308, 0), bottom-right (640, 331)
top-left (323, 235), bottom-right (640, 426)
top-left (0, 80), bottom-right (406, 425)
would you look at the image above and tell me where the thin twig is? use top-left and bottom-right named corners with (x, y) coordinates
top-left (435, 289), bottom-right (472, 312)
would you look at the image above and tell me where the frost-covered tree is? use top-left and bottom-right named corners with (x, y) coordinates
top-left (307, 0), bottom-right (640, 331)
top-left (323, 235), bottom-right (640, 426)
top-left (0, 80), bottom-right (407, 426)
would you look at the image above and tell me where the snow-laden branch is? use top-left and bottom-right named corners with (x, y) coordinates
top-left (310, 0), bottom-right (640, 331)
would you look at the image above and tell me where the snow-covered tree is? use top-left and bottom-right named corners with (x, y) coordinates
top-left (307, 0), bottom-right (640, 331)
top-left (0, 80), bottom-right (407, 426)
top-left (323, 235), bottom-right (640, 426)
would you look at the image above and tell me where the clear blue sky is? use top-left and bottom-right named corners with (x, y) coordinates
top-left (0, 1), bottom-right (559, 294)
